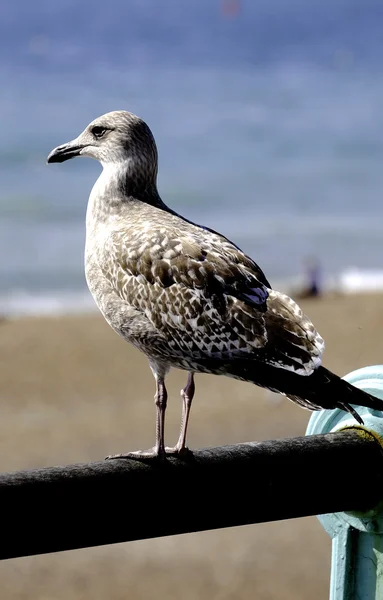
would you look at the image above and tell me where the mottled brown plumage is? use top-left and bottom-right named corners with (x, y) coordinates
top-left (47, 110), bottom-right (383, 458)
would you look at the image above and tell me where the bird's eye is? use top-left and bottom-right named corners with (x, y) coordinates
top-left (92, 126), bottom-right (107, 139)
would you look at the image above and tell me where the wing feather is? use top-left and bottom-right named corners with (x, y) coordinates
top-left (102, 223), bottom-right (324, 373)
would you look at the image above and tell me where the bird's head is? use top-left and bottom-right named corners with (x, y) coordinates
top-left (47, 110), bottom-right (158, 176)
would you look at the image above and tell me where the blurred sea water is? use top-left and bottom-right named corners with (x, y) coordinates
top-left (1, 0), bottom-right (383, 314)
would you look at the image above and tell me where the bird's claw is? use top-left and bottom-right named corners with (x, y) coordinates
top-left (105, 448), bottom-right (162, 461)
top-left (164, 446), bottom-right (190, 456)
top-left (105, 446), bottom-right (191, 461)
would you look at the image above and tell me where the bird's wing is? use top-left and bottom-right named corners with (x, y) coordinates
top-left (103, 225), bottom-right (324, 375)
top-left (258, 288), bottom-right (324, 374)
top-left (109, 222), bottom-right (270, 307)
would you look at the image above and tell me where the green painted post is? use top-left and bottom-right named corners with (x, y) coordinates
top-left (306, 365), bottom-right (383, 600)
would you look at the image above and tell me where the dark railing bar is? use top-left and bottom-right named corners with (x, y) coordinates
top-left (1, 428), bottom-right (382, 561)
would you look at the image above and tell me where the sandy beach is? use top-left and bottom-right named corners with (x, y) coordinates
top-left (0, 292), bottom-right (382, 599)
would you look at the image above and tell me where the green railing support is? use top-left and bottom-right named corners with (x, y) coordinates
top-left (306, 365), bottom-right (383, 600)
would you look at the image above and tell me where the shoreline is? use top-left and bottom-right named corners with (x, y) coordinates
top-left (2, 265), bottom-right (383, 318)
top-left (2, 286), bottom-right (383, 319)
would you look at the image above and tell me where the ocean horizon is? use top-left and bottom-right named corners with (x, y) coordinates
top-left (1, 0), bottom-right (383, 315)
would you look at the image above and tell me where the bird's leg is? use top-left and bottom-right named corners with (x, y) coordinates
top-left (177, 372), bottom-right (195, 450)
top-left (166, 372), bottom-right (195, 455)
top-left (154, 376), bottom-right (168, 454)
top-left (105, 374), bottom-right (168, 461)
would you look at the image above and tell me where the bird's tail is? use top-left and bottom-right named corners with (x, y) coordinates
top-left (287, 366), bottom-right (383, 425)
top-left (225, 360), bottom-right (383, 425)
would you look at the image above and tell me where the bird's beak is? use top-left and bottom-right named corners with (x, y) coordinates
top-left (46, 139), bottom-right (84, 164)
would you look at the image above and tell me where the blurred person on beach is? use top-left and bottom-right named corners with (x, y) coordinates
top-left (297, 257), bottom-right (322, 299)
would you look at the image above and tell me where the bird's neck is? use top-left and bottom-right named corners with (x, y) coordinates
top-left (87, 161), bottom-right (167, 224)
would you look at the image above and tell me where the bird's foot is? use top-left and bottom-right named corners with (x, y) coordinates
top-left (105, 446), bottom-right (192, 461)
top-left (164, 445), bottom-right (191, 456)
top-left (105, 447), bottom-right (163, 461)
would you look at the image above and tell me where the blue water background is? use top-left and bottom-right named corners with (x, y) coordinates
top-left (1, 0), bottom-right (383, 313)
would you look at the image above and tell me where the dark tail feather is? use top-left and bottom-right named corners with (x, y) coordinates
top-left (227, 360), bottom-right (383, 423)
top-left (290, 366), bottom-right (383, 424)
top-left (338, 402), bottom-right (364, 425)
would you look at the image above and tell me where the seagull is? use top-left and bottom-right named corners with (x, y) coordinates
top-left (47, 110), bottom-right (383, 459)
